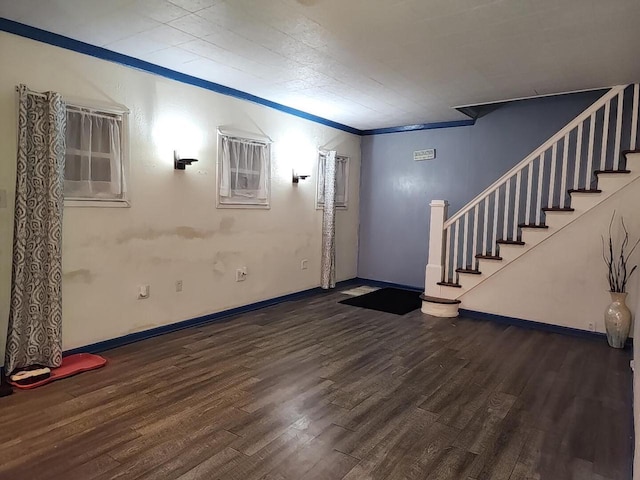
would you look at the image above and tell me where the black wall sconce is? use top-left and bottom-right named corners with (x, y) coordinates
top-left (292, 169), bottom-right (311, 183)
top-left (174, 150), bottom-right (199, 170)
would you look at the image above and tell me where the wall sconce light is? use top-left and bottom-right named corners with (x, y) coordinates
top-left (174, 150), bottom-right (199, 170)
top-left (292, 169), bottom-right (311, 183)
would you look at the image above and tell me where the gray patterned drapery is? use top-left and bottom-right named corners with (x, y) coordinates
top-left (5, 85), bottom-right (66, 374)
top-left (321, 150), bottom-right (337, 289)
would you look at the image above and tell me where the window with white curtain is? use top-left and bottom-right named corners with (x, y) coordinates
top-left (217, 132), bottom-right (270, 208)
top-left (64, 104), bottom-right (127, 204)
top-left (316, 153), bottom-right (349, 209)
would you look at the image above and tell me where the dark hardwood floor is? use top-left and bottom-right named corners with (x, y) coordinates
top-left (0, 286), bottom-right (633, 480)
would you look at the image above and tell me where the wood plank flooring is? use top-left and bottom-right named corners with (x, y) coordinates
top-left (0, 286), bottom-right (633, 480)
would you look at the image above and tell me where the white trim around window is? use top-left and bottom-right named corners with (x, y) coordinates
top-left (316, 152), bottom-right (350, 210)
top-left (63, 98), bottom-right (130, 208)
top-left (216, 130), bottom-right (271, 209)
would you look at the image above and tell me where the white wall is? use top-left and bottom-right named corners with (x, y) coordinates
top-left (0, 32), bottom-right (361, 363)
top-left (459, 177), bottom-right (640, 334)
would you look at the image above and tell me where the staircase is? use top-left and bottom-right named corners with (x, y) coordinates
top-left (422, 84), bottom-right (640, 317)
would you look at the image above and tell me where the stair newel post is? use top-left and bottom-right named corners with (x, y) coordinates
top-left (425, 200), bottom-right (449, 297)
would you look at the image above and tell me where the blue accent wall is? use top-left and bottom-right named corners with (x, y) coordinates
top-left (358, 91), bottom-right (606, 288)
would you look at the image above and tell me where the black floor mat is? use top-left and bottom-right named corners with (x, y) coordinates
top-left (339, 287), bottom-right (422, 315)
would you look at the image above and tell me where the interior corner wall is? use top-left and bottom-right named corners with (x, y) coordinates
top-left (0, 32), bottom-right (361, 364)
top-left (358, 90), bottom-right (605, 288)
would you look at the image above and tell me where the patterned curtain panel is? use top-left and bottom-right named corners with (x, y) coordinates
top-left (5, 85), bottom-right (66, 374)
top-left (321, 151), bottom-right (337, 289)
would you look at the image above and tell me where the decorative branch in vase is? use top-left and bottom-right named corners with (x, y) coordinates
top-left (601, 211), bottom-right (639, 348)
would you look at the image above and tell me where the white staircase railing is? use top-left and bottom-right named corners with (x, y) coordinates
top-left (427, 84), bottom-right (639, 291)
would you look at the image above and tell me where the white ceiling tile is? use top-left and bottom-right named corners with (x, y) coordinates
top-left (276, 79), bottom-right (315, 91)
top-left (142, 25), bottom-right (196, 46)
top-left (168, 13), bottom-right (218, 37)
top-left (100, 10), bottom-right (160, 36)
top-left (0, 0), bottom-right (83, 32)
top-left (200, 29), bottom-right (288, 67)
top-left (167, 0), bottom-right (220, 13)
top-left (4, 0), bottom-right (640, 129)
top-left (0, 0), bottom-right (46, 20)
top-left (193, 1), bottom-right (253, 29)
top-left (73, 13), bottom-right (162, 46)
top-left (272, 16), bottom-right (330, 49)
top-left (140, 47), bottom-right (201, 68)
top-left (60, 10), bottom-right (159, 46)
top-left (179, 39), bottom-right (229, 61)
top-left (106, 35), bottom-right (164, 57)
top-left (179, 57), bottom-right (229, 77)
top-left (132, 0), bottom-right (191, 22)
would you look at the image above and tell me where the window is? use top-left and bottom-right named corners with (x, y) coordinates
top-left (64, 103), bottom-right (128, 205)
top-left (316, 153), bottom-right (349, 209)
top-left (218, 132), bottom-right (271, 208)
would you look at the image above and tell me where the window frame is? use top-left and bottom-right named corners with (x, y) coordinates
top-left (63, 98), bottom-right (130, 208)
top-left (216, 129), bottom-right (272, 210)
top-left (316, 152), bottom-right (350, 210)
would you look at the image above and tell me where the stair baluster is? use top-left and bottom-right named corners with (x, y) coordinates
top-left (548, 143), bottom-right (557, 208)
top-left (613, 90), bottom-right (624, 170)
top-left (559, 134), bottom-right (569, 208)
top-left (631, 84), bottom-right (638, 150)
top-left (600, 99), bottom-right (611, 171)
top-left (573, 122), bottom-right (583, 191)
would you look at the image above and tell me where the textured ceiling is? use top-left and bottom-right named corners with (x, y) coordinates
top-left (2, 0), bottom-right (640, 130)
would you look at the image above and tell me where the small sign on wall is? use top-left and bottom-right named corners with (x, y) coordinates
top-left (414, 149), bottom-right (436, 161)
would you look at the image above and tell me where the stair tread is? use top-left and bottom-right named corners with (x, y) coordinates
top-left (518, 223), bottom-right (548, 229)
top-left (476, 254), bottom-right (503, 260)
top-left (542, 207), bottom-right (575, 212)
top-left (594, 169), bottom-right (631, 175)
top-left (420, 294), bottom-right (461, 305)
top-left (455, 268), bottom-right (482, 275)
top-left (437, 281), bottom-right (462, 288)
top-left (497, 239), bottom-right (525, 245)
top-left (568, 188), bottom-right (602, 193)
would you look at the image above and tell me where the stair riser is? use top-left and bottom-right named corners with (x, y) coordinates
top-left (543, 211), bottom-right (574, 230)
top-left (497, 244), bottom-right (530, 263)
top-left (568, 194), bottom-right (604, 213)
top-left (476, 259), bottom-right (503, 277)
top-left (520, 229), bottom-right (550, 248)
top-left (436, 284), bottom-right (467, 300)
top-left (421, 301), bottom-right (459, 317)
top-left (597, 173), bottom-right (640, 193)
top-left (458, 274), bottom-right (483, 290)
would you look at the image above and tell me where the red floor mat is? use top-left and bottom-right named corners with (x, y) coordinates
top-left (8, 353), bottom-right (107, 390)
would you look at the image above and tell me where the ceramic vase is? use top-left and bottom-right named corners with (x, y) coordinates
top-left (604, 292), bottom-right (631, 349)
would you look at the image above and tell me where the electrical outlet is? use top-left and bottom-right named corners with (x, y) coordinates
top-left (236, 267), bottom-right (247, 282)
top-left (301, 259), bottom-right (308, 270)
top-left (588, 322), bottom-right (595, 332)
top-left (176, 280), bottom-right (183, 292)
top-left (138, 284), bottom-right (150, 299)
